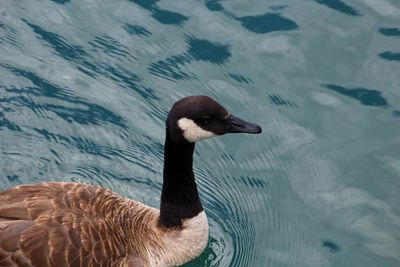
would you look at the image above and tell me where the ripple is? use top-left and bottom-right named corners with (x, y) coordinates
top-left (71, 165), bottom-right (120, 190)
top-left (187, 37), bottom-right (231, 64)
top-left (129, 0), bottom-right (155, 10)
top-left (379, 27), bottom-right (400, 37)
top-left (392, 110), bottom-right (400, 118)
top-left (70, 163), bottom-right (162, 197)
top-left (1, 64), bottom-right (128, 129)
top-left (23, 19), bottom-right (89, 62)
top-left (204, 0), bottom-right (224, 12)
top-left (148, 36), bottom-right (231, 81)
top-left (0, 131), bottom-right (62, 189)
top-left (99, 64), bottom-right (159, 101)
top-left (0, 110), bottom-right (21, 132)
top-left (194, 167), bottom-right (258, 267)
top-left (183, 225), bottom-right (229, 267)
top-left (89, 35), bottom-right (136, 61)
top-left (358, 0), bottom-right (400, 17)
top-left (314, 0), bottom-right (361, 16)
top-left (33, 128), bottom-right (160, 174)
top-left (23, 19), bottom-right (157, 102)
top-left (128, 0), bottom-right (188, 26)
top-left (238, 13), bottom-right (298, 34)
top-left (379, 51), bottom-right (400, 62)
top-left (226, 73), bottom-right (252, 84)
top-left (151, 9), bottom-right (188, 26)
top-left (0, 20), bottom-right (18, 46)
top-left (1, 1), bottom-right (400, 266)
top-left (149, 55), bottom-right (193, 81)
top-left (324, 84), bottom-right (389, 107)
top-left (230, 175), bottom-right (268, 189)
top-left (123, 24), bottom-right (152, 37)
top-left (50, 0), bottom-right (69, 4)
top-left (322, 239), bottom-right (341, 253)
top-left (269, 94), bottom-right (297, 108)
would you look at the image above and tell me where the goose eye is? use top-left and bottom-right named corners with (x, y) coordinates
top-left (196, 116), bottom-right (211, 125)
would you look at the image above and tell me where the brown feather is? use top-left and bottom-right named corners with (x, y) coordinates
top-left (0, 182), bottom-right (161, 267)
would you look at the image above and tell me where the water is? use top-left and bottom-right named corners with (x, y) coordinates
top-left (1, 0), bottom-right (400, 266)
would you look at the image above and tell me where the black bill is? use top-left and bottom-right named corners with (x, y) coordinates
top-left (226, 115), bottom-right (262, 134)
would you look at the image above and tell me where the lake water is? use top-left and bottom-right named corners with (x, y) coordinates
top-left (1, 0), bottom-right (400, 266)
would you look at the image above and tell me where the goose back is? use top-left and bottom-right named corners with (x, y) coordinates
top-left (0, 182), bottom-right (165, 267)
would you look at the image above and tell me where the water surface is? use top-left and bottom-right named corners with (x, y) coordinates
top-left (1, 0), bottom-right (400, 266)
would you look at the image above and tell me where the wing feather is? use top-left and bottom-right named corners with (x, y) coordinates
top-left (0, 182), bottom-right (155, 267)
top-left (0, 183), bottom-right (85, 266)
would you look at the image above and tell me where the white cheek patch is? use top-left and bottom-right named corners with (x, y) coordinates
top-left (177, 118), bottom-right (216, 142)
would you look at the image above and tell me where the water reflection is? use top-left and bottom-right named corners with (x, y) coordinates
top-left (149, 36), bottom-right (231, 81)
top-left (204, 0), bottom-right (224, 12)
top-left (187, 37), bottom-right (231, 64)
top-left (24, 19), bottom-right (158, 101)
top-left (24, 20), bottom-right (89, 63)
top-left (151, 9), bottom-right (188, 26)
top-left (325, 84), bottom-right (389, 107)
top-left (149, 55), bottom-right (193, 81)
top-left (269, 94), bottom-right (297, 108)
top-left (202, 1), bottom-right (298, 34)
top-left (379, 52), bottom-right (400, 61)
top-left (0, 21), bottom-right (17, 46)
top-left (1, 1), bottom-right (400, 266)
top-left (129, 0), bottom-right (188, 26)
top-left (89, 35), bottom-right (136, 60)
top-left (50, 0), bottom-right (69, 4)
top-left (0, 110), bottom-right (21, 132)
top-left (238, 13), bottom-right (298, 34)
top-left (123, 24), bottom-right (152, 37)
top-left (392, 111), bottom-right (400, 118)
top-left (379, 27), bottom-right (400, 37)
top-left (1, 64), bottom-right (128, 128)
top-left (314, 0), bottom-right (361, 16)
top-left (230, 175), bottom-right (268, 189)
top-left (226, 73), bottom-right (252, 85)
top-left (322, 239), bottom-right (341, 253)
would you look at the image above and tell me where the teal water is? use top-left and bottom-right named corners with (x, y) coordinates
top-left (1, 0), bottom-right (400, 266)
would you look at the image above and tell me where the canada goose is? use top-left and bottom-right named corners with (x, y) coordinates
top-left (0, 95), bottom-right (262, 267)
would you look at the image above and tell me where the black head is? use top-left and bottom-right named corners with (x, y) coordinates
top-left (167, 95), bottom-right (262, 143)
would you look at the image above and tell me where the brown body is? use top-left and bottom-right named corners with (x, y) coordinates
top-left (0, 182), bottom-right (163, 267)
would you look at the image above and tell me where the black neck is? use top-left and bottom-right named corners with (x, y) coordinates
top-left (159, 129), bottom-right (203, 228)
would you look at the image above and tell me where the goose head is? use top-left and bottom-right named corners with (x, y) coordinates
top-left (166, 95), bottom-right (262, 143)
